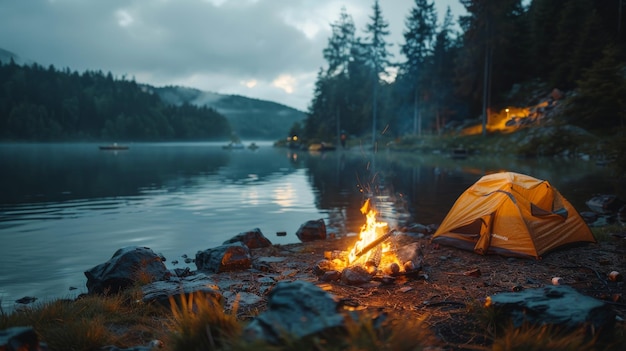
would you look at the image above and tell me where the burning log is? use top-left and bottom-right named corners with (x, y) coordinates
top-left (349, 229), bottom-right (397, 264)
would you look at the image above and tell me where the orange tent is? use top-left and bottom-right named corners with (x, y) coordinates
top-left (431, 172), bottom-right (596, 259)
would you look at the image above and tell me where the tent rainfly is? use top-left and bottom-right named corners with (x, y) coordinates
top-left (431, 172), bottom-right (596, 259)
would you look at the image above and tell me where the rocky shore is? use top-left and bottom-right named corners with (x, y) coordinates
top-left (3, 217), bottom-right (624, 350)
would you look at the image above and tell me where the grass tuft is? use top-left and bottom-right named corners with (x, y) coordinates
top-left (491, 324), bottom-right (596, 351)
top-left (2, 285), bottom-right (623, 350)
top-left (0, 289), bottom-right (167, 351)
top-left (591, 224), bottom-right (625, 242)
top-left (166, 291), bottom-right (241, 351)
top-left (469, 298), bottom-right (626, 351)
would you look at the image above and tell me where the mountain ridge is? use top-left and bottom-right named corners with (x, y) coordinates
top-left (151, 85), bottom-right (306, 140)
top-left (1, 47), bottom-right (306, 140)
top-left (0, 48), bottom-right (31, 66)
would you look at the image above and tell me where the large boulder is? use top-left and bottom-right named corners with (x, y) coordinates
top-left (243, 280), bottom-right (344, 344)
top-left (486, 285), bottom-right (616, 335)
top-left (84, 246), bottom-right (170, 294)
top-left (222, 228), bottom-right (272, 249)
top-left (295, 219), bottom-right (327, 242)
top-left (195, 242), bottom-right (252, 272)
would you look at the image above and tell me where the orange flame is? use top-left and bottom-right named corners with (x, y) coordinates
top-left (347, 199), bottom-right (390, 265)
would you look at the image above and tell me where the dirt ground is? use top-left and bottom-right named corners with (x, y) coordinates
top-left (223, 231), bottom-right (626, 350)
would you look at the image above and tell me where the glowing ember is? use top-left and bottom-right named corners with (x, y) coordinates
top-left (347, 199), bottom-right (398, 267)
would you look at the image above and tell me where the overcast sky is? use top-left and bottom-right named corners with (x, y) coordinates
top-left (0, 0), bottom-right (465, 111)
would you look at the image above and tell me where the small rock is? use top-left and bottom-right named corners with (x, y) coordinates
top-left (223, 228), bottom-right (272, 249)
top-left (608, 271), bottom-right (622, 282)
top-left (195, 242), bottom-right (251, 273)
top-left (551, 277), bottom-right (563, 285)
top-left (313, 259), bottom-right (334, 276)
top-left (15, 296), bottom-right (37, 304)
top-left (320, 270), bottom-right (341, 282)
top-left (295, 219), bottom-right (327, 242)
top-left (141, 273), bottom-right (221, 306)
top-left (341, 265), bottom-right (372, 285)
top-left (387, 262), bottom-right (400, 275)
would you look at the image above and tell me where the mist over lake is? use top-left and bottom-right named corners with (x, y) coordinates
top-left (0, 142), bottom-right (619, 312)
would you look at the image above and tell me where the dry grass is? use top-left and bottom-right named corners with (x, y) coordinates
top-left (1, 287), bottom-right (624, 351)
top-left (490, 325), bottom-right (596, 351)
top-left (592, 224), bottom-right (626, 242)
top-left (165, 291), bottom-right (436, 351)
top-left (0, 289), bottom-right (168, 351)
top-left (166, 291), bottom-right (241, 351)
top-left (1, 230), bottom-right (624, 350)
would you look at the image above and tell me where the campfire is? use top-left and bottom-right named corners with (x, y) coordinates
top-left (317, 199), bottom-right (423, 285)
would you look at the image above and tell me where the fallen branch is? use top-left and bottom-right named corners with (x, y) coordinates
top-left (423, 301), bottom-right (467, 308)
top-left (350, 229), bottom-right (397, 263)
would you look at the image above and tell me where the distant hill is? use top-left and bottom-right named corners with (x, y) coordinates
top-left (153, 86), bottom-right (306, 140)
top-left (0, 48), bottom-right (30, 65)
top-left (0, 53), bottom-right (232, 141)
top-left (0, 47), bottom-right (306, 141)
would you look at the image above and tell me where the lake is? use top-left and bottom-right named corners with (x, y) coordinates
top-left (0, 141), bottom-right (619, 312)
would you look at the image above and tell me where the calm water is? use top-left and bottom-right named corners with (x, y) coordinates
top-left (0, 142), bottom-right (620, 311)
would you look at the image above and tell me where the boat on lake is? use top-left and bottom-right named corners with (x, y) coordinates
top-left (222, 142), bottom-right (245, 150)
top-left (99, 143), bottom-right (129, 151)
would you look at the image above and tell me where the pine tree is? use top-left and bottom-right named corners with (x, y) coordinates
top-left (363, 0), bottom-right (393, 146)
top-left (457, 0), bottom-right (526, 135)
top-left (431, 7), bottom-right (460, 133)
top-left (565, 45), bottom-right (626, 131)
top-left (399, 0), bottom-right (437, 137)
top-left (322, 7), bottom-right (357, 143)
top-left (323, 7), bottom-right (356, 78)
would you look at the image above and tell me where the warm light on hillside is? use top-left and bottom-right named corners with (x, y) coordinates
top-left (460, 106), bottom-right (531, 136)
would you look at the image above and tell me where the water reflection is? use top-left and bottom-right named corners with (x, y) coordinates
top-left (298, 148), bottom-right (623, 230)
top-left (0, 142), bottom-right (622, 312)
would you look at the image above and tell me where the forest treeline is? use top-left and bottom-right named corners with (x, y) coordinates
top-left (301, 0), bottom-right (626, 143)
top-left (1, 0), bottom-right (624, 143)
top-left (0, 61), bottom-right (232, 141)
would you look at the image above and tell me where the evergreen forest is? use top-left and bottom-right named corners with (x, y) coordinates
top-left (1, 0), bottom-right (624, 144)
top-left (302, 0), bottom-right (626, 143)
top-left (0, 62), bottom-right (232, 141)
